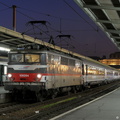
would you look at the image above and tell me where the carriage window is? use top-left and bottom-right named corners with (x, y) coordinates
top-left (114, 72), bottom-right (118, 76)
top-left (10, 54), bottom-right (23, 62)
top-left (25, 54), bottom-right (40, 62)
top-left (54, 55), bottom-right (60, 64)
top-left (75, 61), bottom-right (81, 67)
top-left (87, 66), bottom-right (99, 75)
top-left (61, 57), bottom-right (68, 65)
top-left (69, 59), bottom-right (75, 66)
top-left (47, 54), bottom-right (51, 63)
top-left (107, 71), bottom-right (113, 75)
top-left (47, 54), bottom-right (54, 64)
top-left (99, 68), bottom-right (105, 75)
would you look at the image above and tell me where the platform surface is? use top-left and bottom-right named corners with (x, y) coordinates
top-left (51, 87), bottom-right (120, 120)
top-left (0, 86), bottom-right (9, 94)
top-left (0, 86), bottom-right (11, 103)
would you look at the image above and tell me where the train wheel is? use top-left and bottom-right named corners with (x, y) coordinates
top-left (72, 87), bottom-right (77, 94)
top-left (36, 92), bottom-right (44, 102)
top-left (12, 90), bottom-right (23, 101)
top-left (51, 89), bottom-right (58, 99)
top-left (73, 89), bottom-right (77, 94)
top-left (67, 91), bottom-right (71, 95)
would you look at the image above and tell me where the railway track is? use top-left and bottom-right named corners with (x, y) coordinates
top-left (0, 102), bottom-right (17, 109)
top-left (0, 80), bottom-right (120, 120)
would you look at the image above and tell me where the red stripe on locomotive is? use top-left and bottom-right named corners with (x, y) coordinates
top-left (8, 73), bottom-right (82, 82)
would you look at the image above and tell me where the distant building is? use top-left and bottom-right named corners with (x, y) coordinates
top-left (109, 52), bottom-right (120, 59)
top-left (99, 52), bottom-right (120, 70)
top-left (88, 56), bottom-right (101, 61)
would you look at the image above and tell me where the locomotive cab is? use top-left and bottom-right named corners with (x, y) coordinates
top-left (4, 49), bottom-right (47, 93)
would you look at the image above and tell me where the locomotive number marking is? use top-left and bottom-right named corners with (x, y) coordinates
top-left (19, 74), bottom-right (29, 77)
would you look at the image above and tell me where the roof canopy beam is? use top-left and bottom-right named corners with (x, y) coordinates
top-left (74, 0), bottom-right (120, 50)
top-left (96, 19), bottom-right (120, 24)
top-left (110, 36), bottom-right (120, 39)
top-left (0, 42), bottom-right (16, 47)
top-left (106, 29), bottom-right (120, 34)
top-left (0, 38), bottom-right (18, 42)
top-left (83, 5), bottom-right (120, 11)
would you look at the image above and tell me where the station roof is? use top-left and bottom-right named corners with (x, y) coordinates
top-left (74, 0), bottom-right (120, 50)
top-left (0, 26), bottom-right (70, 53)
top-left (0, 26), bottom-right (118, 70)
top-left (0, 26), bottom-right (39, 49)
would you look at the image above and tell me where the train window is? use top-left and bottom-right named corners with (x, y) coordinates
top-left (69, 59), bottom-right (75, 66)
top-left (99, 69), bottom-right (105, 75)
top-left (25, 54), bottom-right (40, 62)
top-left (87, 66), bottom-right (99, 75)
top-left (114, 72), bottom-right (118, 76)
top-left (51, 55), bottom-right (54, 64)
top-left (47, 54), bottom-right (54, 64)
top-left (54, 55), bottom-right (60, 64)
top-left (61, 57), bottom-right (68, 65)
top-left (10, 54), bottom-right (23, 62)
top-left (107, 71), bottom-right (113, 75)
top-left (40, 54), bottom-right (46, 65)
top-left (83, 65), bottom-right (88, 75)
top-left (75, 61), bottom-right (81, 67)
top-left (47, 54), bottom-right (51, 63)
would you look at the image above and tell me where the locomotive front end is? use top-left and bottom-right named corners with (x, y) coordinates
top-left (4, 50), bottom-right (47, 93)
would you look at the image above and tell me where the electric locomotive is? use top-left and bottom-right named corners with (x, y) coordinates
top-left (4, 47), bottom-right (83, 101)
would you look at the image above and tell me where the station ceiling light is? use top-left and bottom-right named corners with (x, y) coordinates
top-left (0, 47), bottom-right (10, 52)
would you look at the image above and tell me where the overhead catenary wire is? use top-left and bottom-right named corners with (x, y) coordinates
top-left (9, 4), bottom-right (101, 54)
top-left (63, 0), bottom-right (97, 31)
top-left (0, 0), bottom-right (116, 57)
top-left (0, 1), bottom-right (10, 8)
top-left (0, 1), bottom-right (99, 38)
top-left (0, 1), bottom-right (97, 33)
top-left (18, 6), bottom-right (85, 22)
top-left (0, 8), bottom-right (10, 12)
top-left (0, 1), bottom-right (53, 41)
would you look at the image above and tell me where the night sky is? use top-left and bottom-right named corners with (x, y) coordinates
top-left (0, 0), bottom-right (119, 58)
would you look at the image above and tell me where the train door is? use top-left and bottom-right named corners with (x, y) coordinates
top-left (51, 55), bottom-right (56, 88)
top-left (82, 64), bottom-right (88, 85)
top-left (54, 55), bottom-right (61, 88)
top-left (105, 69), bottom-right (107, 80)
top-left (0, 65), bottom-right (7, 85)
top-left (47, 54), bottom-right (56, 89)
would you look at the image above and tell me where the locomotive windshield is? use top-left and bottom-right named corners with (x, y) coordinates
top-left (11, 54), bottom-right (23, 62)
top-left (25, 54), bottom-right (40, 62)
top-left (10, 54), bottom-right (40, 63)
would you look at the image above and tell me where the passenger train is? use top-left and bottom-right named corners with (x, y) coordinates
top-left (4, 46), bottom-right (120, 101)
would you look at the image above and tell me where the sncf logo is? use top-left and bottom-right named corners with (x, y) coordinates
top-left (19, 66), bottom-right (30, 69)
top-left (23, 66), bottom-right (30, 69)
top-left (20, 74), bottom-right (29, 77)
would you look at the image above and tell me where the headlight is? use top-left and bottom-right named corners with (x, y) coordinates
top-left (37, 74), bottom-right (42, 78)
top-left (8, 74), bottom-right (12, 78)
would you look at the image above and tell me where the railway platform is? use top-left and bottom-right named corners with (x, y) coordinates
top-left (51, 87), bottom-right (120, 120)
top-left (0, 86), bottom-right (9, 94)
top-left (0, 86), bottom-right (11, 103)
